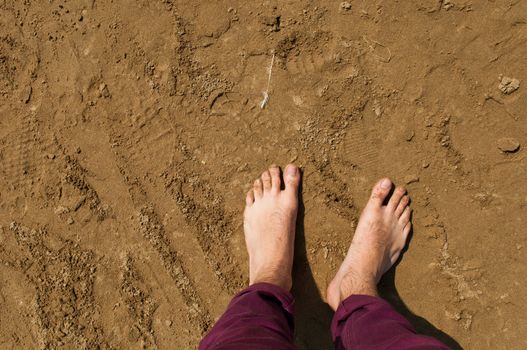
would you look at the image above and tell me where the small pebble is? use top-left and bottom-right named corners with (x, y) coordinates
top-left (340, 2), bottom-right (352, 10)
top-left (497, 137), bottom-right (520, 153)
top-left (99, 83), bottom-right (110, 98)
top-left (165, 320), bottom-right (172, 327)
top-left (373, 100), bottom-right (382, 116)
top-left (498, 76), bottom-right (520, 95)
top-left (54, 206), bottom-right (70, 215)
top-left (67, 217), bottom-right (74, 225)
top-left (404, 175), bottom-right (420, 184)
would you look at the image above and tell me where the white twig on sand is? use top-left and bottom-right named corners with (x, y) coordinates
top-left (260, 52), bottom-right (275, 109)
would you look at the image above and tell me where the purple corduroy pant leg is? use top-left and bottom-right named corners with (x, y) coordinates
top-left (332, 294), bottom-right (451, 350)
top-left (199, 283), bottom-right (296, 350)
top-left (200, 284), bottom-right (451, 350)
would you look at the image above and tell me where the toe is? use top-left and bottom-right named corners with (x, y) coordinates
top-left (403, 221), bottom-right (412, 237)
top-left (261, 170), bottom-right (272, 193)
top-left (253, 179), bottom-right (263, 199)
top-left (394, 195), bottom-right (410, 217)
top-left (393, 222), bottom-right (412, 256)
top-left (269, 165), bottom-right (281, 193)
top-left (399, 206), bottom-right (412, 224)
top-left (390, 251), bottom-right (401, 265)
top-left (246, 189), bottom-right (255, 206)
top-left (284, 164), bottom-right (300, 194)
top-left (387, 186), bottom-right (406, 212)
top-left (368, 178), bottom-right (392, 207)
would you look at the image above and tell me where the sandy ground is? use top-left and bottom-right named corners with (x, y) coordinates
top-left (1, 0), bottom-right (526, 349)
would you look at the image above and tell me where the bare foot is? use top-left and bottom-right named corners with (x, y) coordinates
top-left (327, 178), bottom-right (412, 310)
top-left (244, 164), bottom-right (301, 291)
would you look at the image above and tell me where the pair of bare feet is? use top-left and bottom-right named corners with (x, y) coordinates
top-left (244, 164), bottom-right (412, 310)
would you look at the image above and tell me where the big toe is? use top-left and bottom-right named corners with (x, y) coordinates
top-left (367, 178), bottom-right (392, 207)
top-left (283, 164), bottom-right (301, 195)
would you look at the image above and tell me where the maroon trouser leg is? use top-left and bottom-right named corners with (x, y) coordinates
top-left (199, 283), bottom-right (450, 350)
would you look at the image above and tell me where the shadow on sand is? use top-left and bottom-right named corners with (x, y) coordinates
top-left (379, 255), bottom-right (463, 349)
top-left (292, 191), bottom-right (463, 350)
top-left (292, 192), bottom-right (334, 349)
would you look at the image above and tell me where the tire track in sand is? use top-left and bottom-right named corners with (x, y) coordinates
top-left (109, 102), bottom-right (244, 296)
top-left (0, 8), bottom-right (42, 191)
top-left (120, 255), bottom-right (158, 348)
top-left (1, 111), bottom-right (49, 193)
top-left (109, 140), bottom-right (214, 333)
top-left (103, 101), bottom-right (234, 330)
top-left (161, 156), bottom-right (245, 294)
top-left (138, 204), bottom-right (212, 332)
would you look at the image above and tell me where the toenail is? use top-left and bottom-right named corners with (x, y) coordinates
top-left (286, 166), bottom-right (298, 176)
top-left (380, 178), bottom-right (391, 189)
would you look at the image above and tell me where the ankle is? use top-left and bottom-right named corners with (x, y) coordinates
top-left (251, 270), bottom-right (292, 291)
top-left (339, 270), bottom-right (378, 300)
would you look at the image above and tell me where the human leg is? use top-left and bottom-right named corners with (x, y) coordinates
top-left (327, 179), bottom-right (450, 349)
top-left (199, 165), bottom-right (301, 350)
top-left (199, 283), bottom-right (295, 350)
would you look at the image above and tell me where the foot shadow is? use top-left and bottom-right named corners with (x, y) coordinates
top-left (291, 186), bottom-right (334, 350)
top-left (378, 234), bottom-right (464, 350)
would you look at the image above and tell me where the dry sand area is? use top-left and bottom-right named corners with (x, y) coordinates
top-left (1, 0), bottom-right (526, 349)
